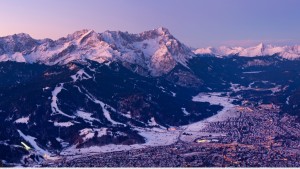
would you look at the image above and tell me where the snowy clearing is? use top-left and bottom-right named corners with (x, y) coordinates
top-left (54, 121), bottom-right (74, 127)
top-left (181, 108), bottom-right (190, 116)
top-left (15, 116), bottom-right (30, 124)
top-left (79, 128), bottom-right (108, 142)
top-left (76, 110), bottom-right (99, 122)
top-left (182, 92), bottom-right (237, 141)
top-left (60, 126), bottom-right (179, 158)
top-left (71, 69), bottom-right (92, 82)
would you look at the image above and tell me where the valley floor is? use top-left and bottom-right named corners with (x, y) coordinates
top-left (44, 103), bottom-right (300, 167)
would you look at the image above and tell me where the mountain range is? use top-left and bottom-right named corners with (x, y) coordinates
top-left (1, 27), bottom-right (300, 166)
top-left (0, 27), bottom-right (194, 76)
top-left (1, 27), bottom-right (300, 76)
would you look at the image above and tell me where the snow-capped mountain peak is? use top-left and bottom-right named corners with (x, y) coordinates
top-left (0, 33), bottom-right (40, 62)
top-left (153, 27), bottom-right (171, 36)
top-left (239, 43), bottom-right (265, 56)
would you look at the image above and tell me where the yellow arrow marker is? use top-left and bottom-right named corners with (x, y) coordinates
top-left (196, 139), bottom-right (209, 143)
top-left (21, 142), bottom-right (31, 151)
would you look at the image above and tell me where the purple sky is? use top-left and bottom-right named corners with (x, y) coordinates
top-left (0, 0), bottom-right (300, 47)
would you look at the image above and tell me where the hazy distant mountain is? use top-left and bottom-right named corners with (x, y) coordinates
top-left (194, 43), bottom-right (300, 59)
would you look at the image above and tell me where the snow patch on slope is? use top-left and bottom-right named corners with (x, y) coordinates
top-left (51, 83), bottom-right (75, 119)
top-left (79, 128), bottom-right (108, 142)
top-left (181, 108), bottom-right (190, 116)
top-left (15, 116), bottom-right (30, 124)
top-left (76, 110), bottom-right (99, 122)
top-left (71, 69), bottom-right (92, 82)
top-left (54, 121), bottom-right (74, 127)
